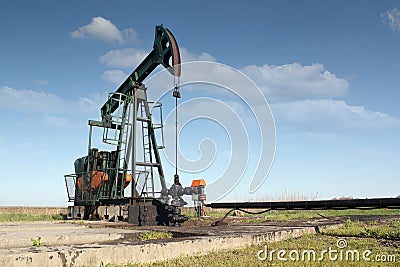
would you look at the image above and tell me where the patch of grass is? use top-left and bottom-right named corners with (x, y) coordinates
top-left (0, 212), bottom-right (65, 222)
top-left (106, 234), bottom-right (400, 267)
top-left (105, 218), bottom-right (400, 267)
top-left (265, 208), bottom-right (400, 222)
top-left (205, 208), bottom-right (400, 222)
top-left (31, 237), bottom-right (46, 247)
top-left (138, 231), bottom-right (173, 241)
top-left (317, 208), bottom-right (400, 217)
top-left (0, 206), bottom-right (67, 222)
top-left (323, 219), bottom-right (400, 239)
top-left (263, 210), bottom-right (320, 221)
top-left (0, 206), bottom-right (66, 215)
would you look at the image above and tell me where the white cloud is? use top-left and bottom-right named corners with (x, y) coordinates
top-left (102, 70), bottom-right (127, 85)
top-left (0, 86), bottom-right (63, 113)
top-left (75, 94), bottom-right (107, 115)
top-left (99, 47), bottom-right (217, 86)
top-left (0, 86), bottom-right (104, 115)
top-left (382, 8), bottom-right (400, 31)
top-left (272, 99), bottom-right (400, 130)
top-left (100, 48), bottom-right (148, 68)
top-left (242, 63), bottom-right (349, 102)
top-left (70, 16), bottom-right (137, 43)
top-left (140, 61), bottom-right (399, 132)
top-left (179, 47), bottom-right (216, 62)
top-left (145, 61), bottom-right (348, 106)
top-left (100, 46), bottom-right (215, 70)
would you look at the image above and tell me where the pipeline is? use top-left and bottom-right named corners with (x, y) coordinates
top-left (206, 197), bottom-right (400, 210)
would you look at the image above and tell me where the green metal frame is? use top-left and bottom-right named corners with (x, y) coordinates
top-left (65, 25), bottom-right (181, 207)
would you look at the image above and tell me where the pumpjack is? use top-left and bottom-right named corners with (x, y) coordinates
top-left (64, 25), bottom-right (206, 226)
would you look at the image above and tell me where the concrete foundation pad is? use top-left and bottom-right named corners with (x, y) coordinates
top-left (0, 221), bottom-right (142, 249)
top-left (1, 226), bottom-right (318, 267)
top-left (2, 215), bottom-right (395, 267)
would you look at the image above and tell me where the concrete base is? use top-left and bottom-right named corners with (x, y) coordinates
top-left (0, 219), bottom-right (341, 267)
top-left (67, 205), bottom-right (127, 221)
top-left (0, 227), bottom-right (317, 267)
top-left (0, 222), bottom-right (141, 249)
top-left (2, 214), bottom-right (397, 266)
top-left (67, 206), bottom-right (84, 219)
top-left (68, 200), bottom-right (179, 225)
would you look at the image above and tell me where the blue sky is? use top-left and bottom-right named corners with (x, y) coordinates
top-left (1, 1), bottom-right (399, 206)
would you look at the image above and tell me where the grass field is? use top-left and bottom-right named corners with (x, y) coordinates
top-left (0, 207), bottom-right (66, 222)
top-left (197, 207), bottom-right (400, 222)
